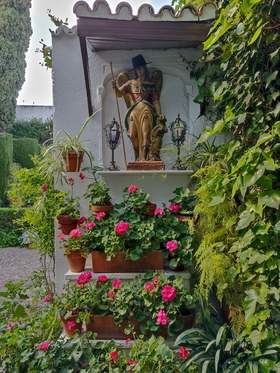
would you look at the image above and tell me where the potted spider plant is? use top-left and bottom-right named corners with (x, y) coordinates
top-left (85, 180), bottom-right (113, 214)
top-left (45, 111), bottom-right (99, 172)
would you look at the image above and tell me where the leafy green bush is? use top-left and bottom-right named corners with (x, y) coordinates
top-left (13, 137), bottom-right (41, 168)
top-left (0, 0), bottom-right (32, 131)
top-left (0, 208), bottom-right (24, 247)
top-left (8, 119), bottom-right (53, 144)
top-left (173, 0), bottom-right (280, 351)
top-left (0, 133), bottom-right (13, 206)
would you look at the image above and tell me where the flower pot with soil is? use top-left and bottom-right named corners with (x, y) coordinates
top-left (85, 180), bottom-right (113, 216)
top-left (92, 251), bottom-right (164, 273)
top-left (43, 111), bottom-right (99, 173)
top-left (63, 228), bottom-right (88, 272)
top-left (56, 197), bottom-right (80, 235)
top-left (86, 314), bottom-right (139, 340)
top-left (63, 151), bottom-right (84, 172)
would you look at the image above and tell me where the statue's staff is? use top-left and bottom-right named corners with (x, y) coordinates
top-left (110, 62), bottom-right (127, 168)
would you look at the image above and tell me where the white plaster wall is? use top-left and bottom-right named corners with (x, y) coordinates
top-left (52, 32), bottom-right (206, 290)
top-left (87, 47), bottom-right (205, 170)
top-left (16, 105), bottom-right (54, 121)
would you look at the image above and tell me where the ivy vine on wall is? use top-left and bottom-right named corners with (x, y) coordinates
top-left (174, 0), bottom-right (280, 348)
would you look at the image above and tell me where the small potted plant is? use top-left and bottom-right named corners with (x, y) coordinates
top-left (117, 184), bottom-right (156, 217)
top-left (56, 197), bottom-right (80, 234)
top-left (44, 112), bottom-right (99, 172)
top-left (85, 180), bottom-right (113, 214)
top-left (62, 228), bottom-right (88, 272)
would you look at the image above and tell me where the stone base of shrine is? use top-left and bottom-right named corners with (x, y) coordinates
top-left (127, 161), bottom-right (165, 170)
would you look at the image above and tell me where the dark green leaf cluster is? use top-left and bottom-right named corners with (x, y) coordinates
top-left (189, 0), bottom-right (280, 349)
top-left (0, 0), bottom-right (32, 131)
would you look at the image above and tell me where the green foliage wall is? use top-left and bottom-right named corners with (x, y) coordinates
top-left (0, 133), bottom-right (13, 205)
top-left (0, 0), bottom-right (32, 131)
top-left (179, 0), bottom-right (280, 349)
top-left (13, 137), bottom-right (41, 168)
top-left (8, 119), bottom-right (53, 144)
top-left (0, 207), bottom-right (24, 247)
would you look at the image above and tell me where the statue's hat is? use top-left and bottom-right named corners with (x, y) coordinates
top-left (132, 54), bottom-right (151, 70)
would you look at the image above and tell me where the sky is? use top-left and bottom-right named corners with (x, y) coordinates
top-left (18, 0), bottom-right (168, 106)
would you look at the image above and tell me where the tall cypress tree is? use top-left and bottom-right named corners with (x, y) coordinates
top-left (0, 0), bottom-right (32, 132)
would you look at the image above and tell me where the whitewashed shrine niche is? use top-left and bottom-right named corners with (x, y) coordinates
top-left (87, 48), bottom-right (203, 170)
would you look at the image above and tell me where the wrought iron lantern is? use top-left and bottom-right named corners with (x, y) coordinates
top-left (105, 117), bottom-right (121, 170)
top-left (169, 114), bottom-right (187, 169)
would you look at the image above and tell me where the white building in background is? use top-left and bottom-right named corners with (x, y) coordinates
top-left (16, 105), bottom-right (54, 121)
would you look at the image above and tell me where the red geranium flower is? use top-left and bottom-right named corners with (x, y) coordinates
top-left (178, 346), bottom-right (190, 360)
top-left (144, 281), bottom-right (155, 293)
top-left (41, 183), bottom-right (48, 192)
top-left (69, 229), bottom-right (83, 239)
top-left (168, 203), bottom-right (182, 213)
top-left (98, 275), bottom-right (109, 283)
top-left (165, 240), bottom-right (178, 253)
top-left (112, 279), bottom-right (122, 289)
top-left (127, 184), bottom-right (138, 193)
top-left (109, 350), bottom-right (118, 363)
top-left (76, 272), bottom-right (92, 285)
top-left (115, 221), bottom-right (130, 236)
top-left (161, 285), bottom-right (177, 302)
top-left (37, 341), bottom-right (51, 351)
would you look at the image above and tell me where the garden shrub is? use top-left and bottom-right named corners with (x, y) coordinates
top-left (0, 133), bottom-right (13, 206)
top-left (8, 119), bottom-right (53, 144)
top-left (174, 0), bottom-right (280, 351)
top-left (13, 137), bottom-right (41, 168)
top-left (0, 208), bottom-right (24, 247)
top-left (0, 0), bottom-right (32, 131)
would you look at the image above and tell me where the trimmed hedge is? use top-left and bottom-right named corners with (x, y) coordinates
top-left (13, 137), bottom-right (41, 168)
top-left (0, 133), bottom-right (13, 206)
top-left (9, 119), bottom-right (53, 144)
top-left (0, 207), bottom-right (24, 247)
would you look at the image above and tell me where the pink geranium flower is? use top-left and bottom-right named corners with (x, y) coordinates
top-left (43, 293), bottom-right (53, 303)
top-left (161, 285), bottom-right (177, 302)
top-left (110, 350), bottom-right (118, 363)
top-left (127, 184), bottom-right (138, 193)
top-left (79, 172), bottom-right (86, 181)
top-left (115, 221), bottom-right (130, 236)
top-left (65, 320), bottom-right (78, 331)
top-left (112, 279), bottom-right (122, 289)
top-left (69, 228), bottom-right (83, 239)
top-left (58, 231), bottom-right (66, 241)
top-left (85, 221), bottom-right (96, 230)
top-left (156, 309), bottom-right (169, 325)
top-left (37, 341), bottom-right (51, 351)
top-left (76, 272), bottom-right (92, 285)
top-left (178, 346), bottom-right (190, 360)
top-left (78, 216), bottom-right (87, 225)
top-left (168, 203), bottom-right (182, 213)
top-left (95, 211), bottom-right (106, 221)
top-left (6, 322), bottom-right (16, 331)
top-left (107, 290), bottom-right (116, 300)
top-left (165, 240), bottom-right (179, 253)
top-left (41, 183), bottom-right (48, 192)
top-left (128, 359), bottom-right (137, 366)
top-left (144, 281), bottom-right (155, 293)
top-left (98, 275), bottom-right (109, 283)
top-left (154, 207), bottom-right (165, 217)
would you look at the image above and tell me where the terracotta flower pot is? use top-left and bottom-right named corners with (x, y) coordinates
top-left (61, 315), bottom-right (83, 337)
top-left (90, 203), bottom-right (113, 215)
top-left (57, 215), bottom-right (78, 235)
top-left (91, 251), bottom-right (164, 273)
top-left (63, 151), bottom-right (84, 172)
top-left (86, 315), bottom-right (138, 340)
top-left (66, 252), bottom-right (86, 273)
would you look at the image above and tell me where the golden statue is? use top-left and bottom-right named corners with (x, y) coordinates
top-left (113, 55), bottom-right (167, 167)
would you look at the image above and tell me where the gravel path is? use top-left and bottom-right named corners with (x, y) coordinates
top-left (0, 247), bottom-right (41, 289)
